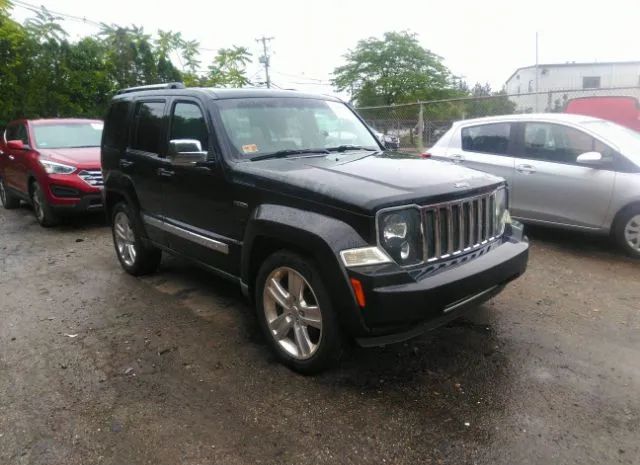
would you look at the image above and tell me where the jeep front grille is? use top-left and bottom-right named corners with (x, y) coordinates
top-left (422, 191), bottom-right (501, 262)
top-left (78, 170), bottom-right (103, 187)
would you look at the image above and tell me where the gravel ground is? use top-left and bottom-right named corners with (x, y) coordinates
top-left (0, 205), bottom-right (638, 465)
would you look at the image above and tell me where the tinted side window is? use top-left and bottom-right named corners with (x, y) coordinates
top-left (169, 102), bottom-right (209, 151)
top-left (6, 124), bottom-right (28, 144)
top-left (523, 123), bottom-right (594, 164)
top-left (131, 101), bottom-right (166, 154)
top-left (5, 125), bottom-right (18, 142)
top-left (103, 101), bottom-right (130, 149)
top-left (461, 123), bottom-right (511, 155)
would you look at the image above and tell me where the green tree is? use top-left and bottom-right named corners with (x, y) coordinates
top-left (0, 4), bottom-right (252, 126)
top-left (24, 6), bottom-right (67, 44)
top-left (202, 46), bottom-right (252, 88)
top-left (0, 3), bottom-right (28, 125)
top-left (463, 83), bottom-right (516, 118)
top-left (333, 31), bottom-right (457, 107)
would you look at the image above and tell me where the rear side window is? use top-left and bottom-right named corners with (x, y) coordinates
top-left (103, 101), bottom-right (130, 149)
top-left (131, 101), bottom-right (166, 154)
top-left (461, 123), bottom-right (511, 155)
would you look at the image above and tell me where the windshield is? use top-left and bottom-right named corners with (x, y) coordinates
top-left (216, 97), bottom-right (380, 158)
top-left (33, 122), bottom-right (103, 149)
top-left (581, 120), bottom-right (640, 166)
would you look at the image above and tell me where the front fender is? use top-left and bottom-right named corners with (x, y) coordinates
top-left (242, 204), bottom-right (372, 336)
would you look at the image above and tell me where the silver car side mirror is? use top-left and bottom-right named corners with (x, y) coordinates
top-left (576, 151), bottom-right (603, 165)
top-left (169, 139), bottom-right (208, 166)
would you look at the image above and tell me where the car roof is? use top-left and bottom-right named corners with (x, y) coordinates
top-left (111, 87), bottom-right (343, 102)
top-left (452, 113), bottom-right (604, 127)
top-left (28, 118), bottom-right (102, 126)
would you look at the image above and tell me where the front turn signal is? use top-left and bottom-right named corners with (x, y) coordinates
top-left (350, 278), bottom-right (366, 308)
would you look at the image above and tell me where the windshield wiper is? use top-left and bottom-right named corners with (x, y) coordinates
top-left (250, 148), bottom-right (330, 161)
top-left (326, 145), bottom-right (379, 153)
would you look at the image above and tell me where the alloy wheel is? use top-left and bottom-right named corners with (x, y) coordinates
top-left (263, 267), bottom-right (323, 360)
top-left (32, 186), bottom-right (45, 222)
top-left (114, 211), bottom-right (137, 267)
top-left (624, 214), bottom-right (640, 252)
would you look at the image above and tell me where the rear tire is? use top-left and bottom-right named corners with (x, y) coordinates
top-left (614, 207), bottom-right (640, 258)
top-left (255, 250), bottom-right (344, 374)
top-left (111, 202), bottom-right (162, 275)
top-left (0, 178), bottom-right (20, 209)
top-left (31, 182), bottom-right (59, 227)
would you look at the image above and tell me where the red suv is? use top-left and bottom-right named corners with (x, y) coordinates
top-left (0, 118), bottom-right (104, 226)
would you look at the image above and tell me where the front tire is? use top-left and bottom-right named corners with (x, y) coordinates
top-left (0, 178), bottom-right (20, 209)
top-left (615, 207), bottom-right (640, 258)
top-left (111, 202), bottom-right (162, 275)
top-left (255, 250), bottom-right (344, 374)
top-left (31, 182), bottom-right (59, 227)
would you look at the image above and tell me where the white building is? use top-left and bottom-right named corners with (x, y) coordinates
top-left (505, 61), bottom-right (640, 112)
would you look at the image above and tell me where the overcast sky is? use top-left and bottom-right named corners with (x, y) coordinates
top-left (10, 0), bottom-right (640, 98)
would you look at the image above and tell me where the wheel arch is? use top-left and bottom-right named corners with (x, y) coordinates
top-left (611, 200), bottom-right (640, 233)
top-left (242, 204), bottom-right (371, 336)
top-left (104, 173), bottom-right (141, 225)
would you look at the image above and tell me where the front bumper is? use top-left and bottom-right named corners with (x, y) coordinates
top-left (347, 223), bottom-right (529, 346)
top-left (44, 174), bottom-right (103, 212)
top-left (51, 193), bottom-right (104, 213)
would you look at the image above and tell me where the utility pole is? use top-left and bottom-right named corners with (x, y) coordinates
top-left (256, 36), bottom-right (274, 88)
top-left (535, 31), bottom-right (539, 112)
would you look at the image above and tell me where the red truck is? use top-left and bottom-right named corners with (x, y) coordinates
top-left (0, 118), bottom-right (104, 226)
top-left (565, 96), bottom-right (640, 132)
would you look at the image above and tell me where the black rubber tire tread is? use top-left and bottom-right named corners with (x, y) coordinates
top-left (613, 206), bottom-right (640, 259)
top-left (0, 178), bottom-right (20, 209)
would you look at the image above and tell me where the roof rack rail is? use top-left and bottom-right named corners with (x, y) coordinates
top-left (116, 82), bottom-right (185, 95)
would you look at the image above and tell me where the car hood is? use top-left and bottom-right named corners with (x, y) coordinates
top-left (233, 151), bottom-right (504, 215)
top-left (38, 147), bottom-right (101, 168)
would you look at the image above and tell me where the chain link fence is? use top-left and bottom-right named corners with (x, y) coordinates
top-left (357, 86), bottom-right (640, 153)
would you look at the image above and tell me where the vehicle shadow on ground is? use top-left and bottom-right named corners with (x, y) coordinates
top-left (524, 224), bottom-right (636, 262)
top-left (154, 253), bottom-right (511, 405)
top-left (10, 202), bottom-right (107, 232)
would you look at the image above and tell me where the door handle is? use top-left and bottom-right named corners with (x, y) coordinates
top-left (8, 155), bottom-right (15, 161)
top-left (516, 164), bottom-right (536, 174)
top-left (450, 154), bottom-right (465, 163)
top-left (119, 159), bottom-right (134, 169)
top-left (157, 167), bottom-right (175, 177)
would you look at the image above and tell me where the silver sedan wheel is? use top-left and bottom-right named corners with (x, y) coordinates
top-left (114, 211), bottom-right (137, 267)
top-left (263, 267), bottom-right (323, 360)
top-left (624, 214), bottom-right (640, 251)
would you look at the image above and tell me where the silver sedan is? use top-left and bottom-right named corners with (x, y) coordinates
top-left (429, 113), bottom-right (640, 257)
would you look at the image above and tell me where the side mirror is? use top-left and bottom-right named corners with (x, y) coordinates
top-left (7, 140), bottom-right (27, 150)
top-left (168, 139), bottom-right (208, 166)
top-left (576, 151), bottom-right (603, 165)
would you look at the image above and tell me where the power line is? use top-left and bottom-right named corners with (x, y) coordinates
top-left (271, 70), bottom-right (330, 84)
top-left (255, 36), bottom-right (274, 89)
top-left (10, 0), bottom-right (219, 52)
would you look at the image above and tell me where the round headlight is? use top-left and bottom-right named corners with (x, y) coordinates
top-left (378, 208), bottom-right (423, 266)
top-left (383, 213), bottom-right (408, 241)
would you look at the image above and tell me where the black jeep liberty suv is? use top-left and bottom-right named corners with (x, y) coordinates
top-left (101, 83), bottom-right (529, 373)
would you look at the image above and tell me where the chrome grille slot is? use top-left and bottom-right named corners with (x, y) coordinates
top-left (78, 170), bottom-right (104, 187)
top-left (423, 190), bottom-right (500, 262)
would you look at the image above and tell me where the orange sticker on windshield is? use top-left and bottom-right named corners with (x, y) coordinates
top-left (242, 144), bottom-right (259, 154)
